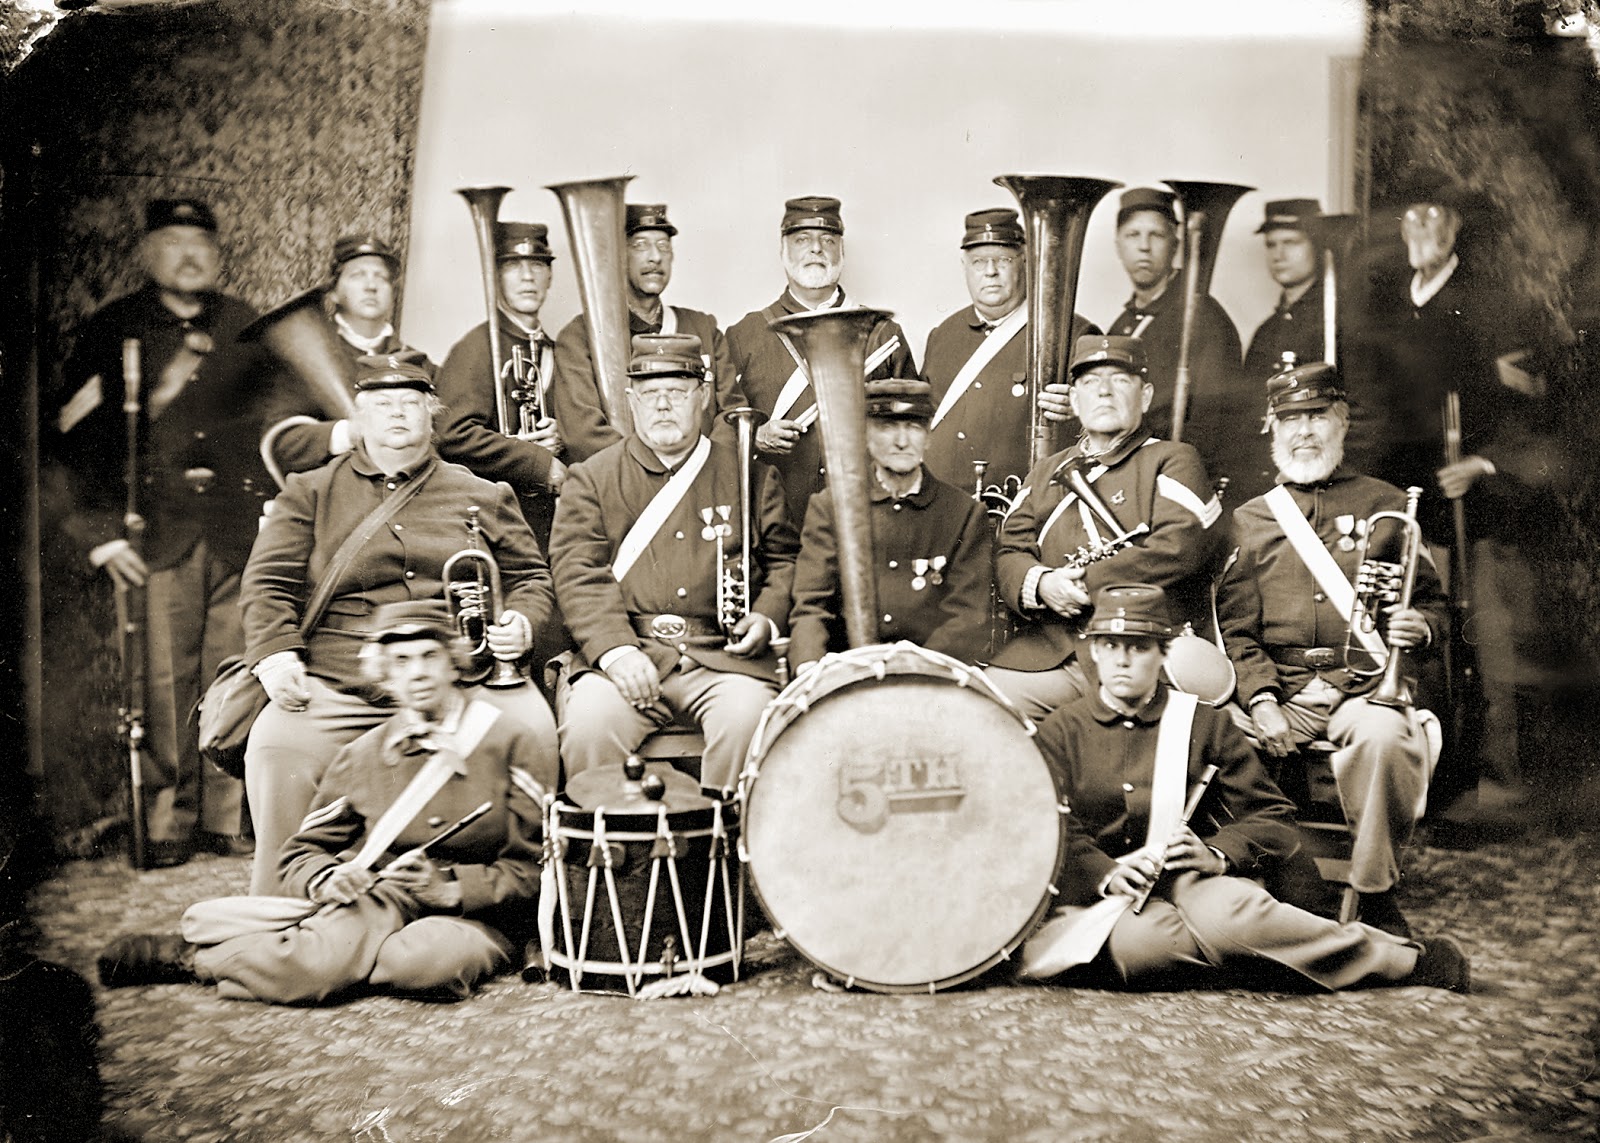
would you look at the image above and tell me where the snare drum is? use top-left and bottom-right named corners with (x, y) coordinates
top-left (544, 761), bottom-right (744, 994)
top-left (739, 642), bottom-right (1067, 993)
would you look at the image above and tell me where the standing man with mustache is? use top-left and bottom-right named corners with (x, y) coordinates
top-left (551, 203), bottom-right (744, 464)
top-left (984, 335), bottom-right (1224, 723)
top-left (1103, 188), bottom-right (1243, 477)
top-left (1216, 362), bottom-right (1448, 939)
top-left (45, 198), bottom-right (275, 866)
top-left (727, 196), bottom-right (917, 526)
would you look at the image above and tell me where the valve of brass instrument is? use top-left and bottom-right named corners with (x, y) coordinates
top-left (442, 505), bottom-right (528, 689)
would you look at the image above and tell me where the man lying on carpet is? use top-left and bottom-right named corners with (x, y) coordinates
top-left (1019, 583), bottom-right (1470, 993)
top-left (98, 600), bottom-right (549, 1004)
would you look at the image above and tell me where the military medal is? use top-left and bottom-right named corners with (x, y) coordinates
top-left (1011, 382), bottom-right (1026, 397)
top-left (928, 555), bottom-right (946, 586)
top-left (183, 329), bottom-right (214, 355)
top-left (699, 507), bottom-right (719, 542)
top-left (1335, 514), bottom-right (1356, 551)
top-left (911, 559), bottom-right (929, 591)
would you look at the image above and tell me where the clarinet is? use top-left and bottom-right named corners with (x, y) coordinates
top-left (120, 339), bottom-right (150, 870)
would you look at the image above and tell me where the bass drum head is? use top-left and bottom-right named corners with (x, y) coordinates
top-left (743, 655), bottom-right (1062, 992)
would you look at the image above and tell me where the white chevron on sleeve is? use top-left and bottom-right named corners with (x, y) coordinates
top-left (1156, 473), bottom-right (1221, 529)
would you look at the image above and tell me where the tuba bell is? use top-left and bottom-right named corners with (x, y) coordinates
top-left (1345, 486), bottom-right (1426, 709)
top-left (455, 185), bottom-right (515, 436)
top-left (1163, 179), bottom-right (1254, 442)
top-left (993, 175), bottom-right (1123, 468)
top-left (765, 307), bottom-right (889, 650)
top-left (546, 175), bottom-right (635, 436)
top-left (442, 505), bottom-right (528, 689)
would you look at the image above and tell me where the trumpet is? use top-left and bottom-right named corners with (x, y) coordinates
top-left (713, 406), bottom-right (770, 635)
top-left (1344, 486), bottom-right (1425, 708)
top-left (442, 505), bottom-right (528, 689)
top-left (971, 458), bottom-right (1022, 520)
top-left (508, 339), bottom-right (546, 435)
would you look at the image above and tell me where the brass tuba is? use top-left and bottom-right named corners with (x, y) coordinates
top-left (455, 185), bottom-right (515, 435)
top-left (1345, 486), bottom-right (1426, 708)
top-left (546, 175), bottom-right (635, 436)
top-left (994, 175), bottom-right (1123, 468)
top-left (239, 285), bottom-right (358, 420)
top-left (1300, 211), bottom-right (1362, 370)
top-left (766, 307), bottom-right (889, 649)
top-left (442, 505), bottom-right (528, 689)
top-left (1163, 179), bottom-right (1254, 442)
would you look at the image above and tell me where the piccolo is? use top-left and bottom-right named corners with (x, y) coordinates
top-left (1129, 764), bottom-right (1220, 915)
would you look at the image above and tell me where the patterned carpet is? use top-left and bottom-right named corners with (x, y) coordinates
top-left (28, 829), bottom-right (1600, 1143)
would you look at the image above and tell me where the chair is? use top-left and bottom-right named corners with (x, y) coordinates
top-left (1271, 741), bottom-right (1359, 924)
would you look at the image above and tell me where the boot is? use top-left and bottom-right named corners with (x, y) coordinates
top-left (1408, 935), bottom-right (1471, 993)
top-left (97, 933), bottom-right (196, 988)
top-left (1358, 890), bottom-right (1412, 940)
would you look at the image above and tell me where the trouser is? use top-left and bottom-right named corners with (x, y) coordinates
top-left (191, 894), bottom-right (513, 1005)
top-left (982, 661), bottom-right (1090, 724)
top-left (244, 679), bottom-right (558, 895)
top-left (1098, 872), bottom-right (1418, 989)
top-left (129, 541), bottom-right (245, 841)
top-left (1228, 676), bottom-right (1433, 893)
top-left (556, 662), bottom-right (775, 794)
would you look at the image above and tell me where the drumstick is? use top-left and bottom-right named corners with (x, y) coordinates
top-left (378, 801), bottom-right (493, 877)
top-left (1129, 765), bottom-right (1219, 915)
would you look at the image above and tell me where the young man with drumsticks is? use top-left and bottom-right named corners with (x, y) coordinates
top-left (1020, 582), bottom-right (1469, 993)
top-left (96, 600), bottom-right (548, 1004)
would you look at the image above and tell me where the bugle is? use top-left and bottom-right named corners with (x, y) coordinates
top-left (766, 307), bottom-right (889, 649)
top-left (994, 175), bottom-right (1123, 468)
top-left (1345, 486), bottom-right (1425, 709)
top-left (1051, 453), bottom-right (1150, 569)
top-left (120, 339), bottom-right (149, 871)
top-left (442, 506), bottom-right (528, 689)
top-left (547, 175), bottom-right (635, 435)
top-left (456, 185), bottom-right (515, 436)
top-left (1163, 180), bottom-right (1254, 442)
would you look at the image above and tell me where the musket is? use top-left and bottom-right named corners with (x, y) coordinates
top-left (1130, 763), bottom-right (1219, 915)
top-left (120, 339), bottom-right (149, 871)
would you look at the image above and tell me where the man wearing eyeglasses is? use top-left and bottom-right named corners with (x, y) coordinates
top-left (44, 198), bottom-right (276, 866)
top-left (549, 333), bottom-right (800, 797)
top-left (922, 208), bottom-right (1098, 498)
top-left (551, 203), bottom-right (745, 464)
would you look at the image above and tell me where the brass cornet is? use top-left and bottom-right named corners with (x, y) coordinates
top-left (1344, 486), bottom-right (1425, 708)
top-left (712, 405), bottom-right (769, 635)
top-left (442, 506), bottom-right (528, 689)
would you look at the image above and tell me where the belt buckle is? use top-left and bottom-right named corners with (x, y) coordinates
top-left (649, 614), bottom-right (689, 640)
top-left (1304, 647), bottom-right (1338, 669)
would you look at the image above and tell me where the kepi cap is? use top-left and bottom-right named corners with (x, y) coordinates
top-left (627, 333), bottom-right (706, 380)
top-left (1116, 187), bottom-right (1178, 228)
top-left (1069, 334), bottom-right (1147, 379)
top-left (865, 378), bottom-right (935, 422)
top-left (330, 233), bottom-right (399, 276)
top-left (781, 196), bottom-right (844, 236)
top-left (961, 208), bottom-right (1025, 249)
top-left (367, 600), bottom-right (456, 646)
top-left (1255, 198), bottom-right (1322, 234)
top-left (495, 221), bottom-right (555, 263)
top-left (146, 198), bottom-right (217, 233)
top-left (1266, 361), bottom-right (1345, 417)
top-left (354, 351), bottom-right (435, 393)
top-left (626, 203), bottom-right (678, 237)
top-left (1083, 583), bottom-right (1175, 639)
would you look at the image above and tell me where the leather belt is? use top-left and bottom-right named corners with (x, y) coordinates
top-left (1267, 646), bottom-right (1342, 670)
top-left (632, 613), bottom-right (724, 641)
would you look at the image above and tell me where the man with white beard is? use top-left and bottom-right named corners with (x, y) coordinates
top-left (1215, 362), bottom-right (1449, 940)
top-left (726, 196), bottom-right (916, 525)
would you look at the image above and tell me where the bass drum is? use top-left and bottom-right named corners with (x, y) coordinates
top-left (739, 642), bottom-right (1066, 993)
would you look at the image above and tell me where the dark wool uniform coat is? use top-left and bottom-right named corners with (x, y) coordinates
top-left (551, 306), bottom-right (745, 464)
top-left (1105, 280), bottom-right (1246, 489)
top-left (280, 699), bottom-right (549, 936)
top-left (550, 434), bottom-right (800, 683)
top-left (788, 466), bottom-right (994, 667)
top-left (992, 431), bottom-right (1223, 673)
top-left (260, 330), bottom-right (435, 480)
top-left (1216, 469), bottom-right (1448, 706)
top-left (727, 289), bottom-right (918, 525)
top-left (1036, 687), bottom-right (1299, 905)
top-left (921, 305), bottom-right (1098, 493)
top-left (434, 317), bottom-right (561, 543)
top-left (49, 283), bottom-right (274, 572)
top-left (242, 448), bottom-right (553, 695)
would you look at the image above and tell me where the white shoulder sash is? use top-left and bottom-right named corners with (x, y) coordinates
top-left (612, 436), bottom-right (712, 583)
top-left (773, 334), bottom-right (901, 426)
top-left (929, 307), bottom-right (1027, 430)
top-left (1263, 485), bottom-right (1385, 658)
